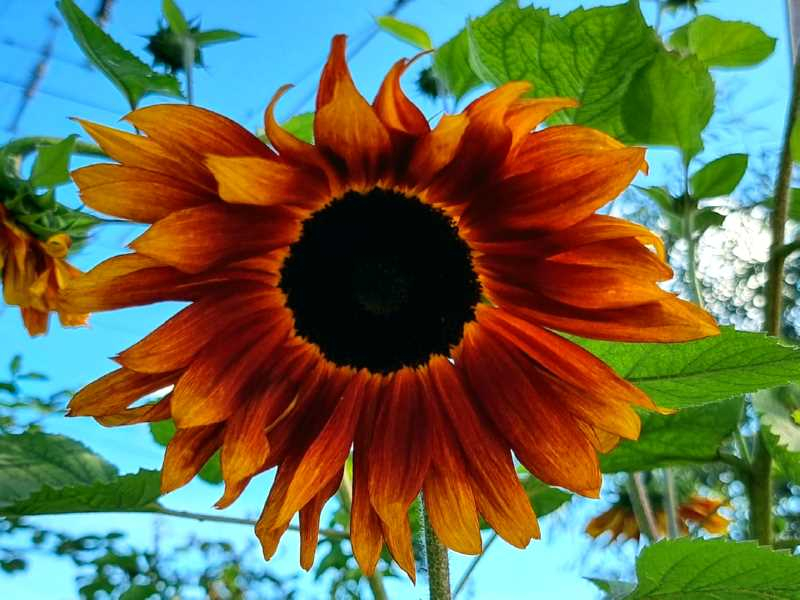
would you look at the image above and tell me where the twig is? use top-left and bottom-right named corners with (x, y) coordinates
top-left (94, 0), bottom-right (115, 28)
top-left (627, 472), bottom-right (659, 541)
top-left (662, 468), bottom-right (680, 539)
top-left (9, 16), bottom-right (59, 132)
top-left (453, 532), bottom-right (498, 597)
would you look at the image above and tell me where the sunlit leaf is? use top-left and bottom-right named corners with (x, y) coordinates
top-left (691, 153), bottom-right (748, 199)
top-left (600, 397), bottom-right (743, 473)
top-left (376, 15), bottom-right (432, 50)
top-left (30, 135), bottom-right (78, 188)
top-left (627, 539), bottom-right (800, 599)
top-left (434, 28), bottom-right (483, 101)
top-left (162, 0), bottom-right (189, 35)
top-left (57, 0), bottom-right (183, 108)
top-left (753, 386), bottom-right (800, 482)
top-left (576, 327), bottom-right (800, 409)
top-left (670, 16), bottom-right (776, 68)
top-left (282, 112), bottom-right (314, 144)
top-left (194, 29), bottom-right (245, 47)
top-left (622, 49), bottom-right (714, 161)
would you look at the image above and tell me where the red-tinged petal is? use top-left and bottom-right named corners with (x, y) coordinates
top-left (171, 310), bottom-right (292, 428)
top-left (427, 356), bottom-right (540, 547)
top-left (462, 146), bottom-right (646, 236)
top-left (258, 370), bottom-right (368, 528)
top-left (545, 237), bottom-right (672, 280)
top-left (457, 323), bottom-right (602, 497)
top-left (205, 155), bottom-right (328, 209)
top-left (75, 119), bottom-right (214, 189)
top-left (125, 104), bottom-right (275, 160)
top-left (373, 58), bottom-right (429, 136)
top-left (116, 291), bottom-right (283, 374)
top-left (406, 114), bottom-right (468, 190)
top-left (96, 395), bottom-right (172, 427)
top-left (256, 521), bottom-right (290, 560)
top-left (299, 470), bottom-right (343, 570)
top-left (129, 204), bottom-right (300, 274)
top-left (72, 164), bottom-right (214, 223)
top-left (420, 370), bottom-right (482, 554)
top-left (381, 516), bottom-right (416, 583)
top-left (161, 424), bottom-right (224, 494)
top-left (217, 380), bottom-right (295, 509)
top-left (68, 368), bottom-right (177, 417)
top-left (315, 35), bottom-right (392, 186)
top-left (504, 97), bottom-right (579, 160)
top-left (367, 369), bottom-right (432, 532)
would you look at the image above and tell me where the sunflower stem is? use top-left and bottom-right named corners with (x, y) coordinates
top-left (662, 468), bottom-right (681, 539)
top-left (627, 472), bottom-right (659, 541)
top-left (453, 532), bottom-right (498, 598)
top-left (422, 493), bottom-right (451, 600)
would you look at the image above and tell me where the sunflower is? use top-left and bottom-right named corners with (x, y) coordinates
top-left (64, 35), bottom-right (718, 578)
top-left (586, 494), bottom-right (730, 543)
top-left (0, 203), bottom-right (87, 335)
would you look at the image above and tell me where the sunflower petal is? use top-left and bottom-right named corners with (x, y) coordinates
top-left (299, 470), bottom-right (342, 570)
top-left (68, 368), bottom-right (177, 417)
top-left (161, 424), bottom-right (224, 494)
top-left (373, 58), bottom-right (429, 136)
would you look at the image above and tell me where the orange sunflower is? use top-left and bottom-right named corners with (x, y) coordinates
top-left (0, 203), bottom-right (87, 335)
top-left (64, 35), bottom-right (718, 579)
top-left (586, 494), bottom-right (730, 543)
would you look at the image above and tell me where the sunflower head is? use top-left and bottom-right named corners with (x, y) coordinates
top-left (65, 34), bottom-right (718, 578)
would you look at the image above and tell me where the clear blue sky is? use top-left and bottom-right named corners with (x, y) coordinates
top-left (0, 0), bottom-right (791, 598)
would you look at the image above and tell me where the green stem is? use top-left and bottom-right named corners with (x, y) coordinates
top-left (422, 494), bottom-right (451, 600)
top-left (626, 473), bottom-right (659, 541)
top-left (774, 538), bottom-right (800, 550)
top-left (182, 37), bottom-right (196, 105)
top-left (734, 429), bottom-right (752, 464)
top-left (749, 431), bottom-right (774, 545)
top-left (2, 137), bottom-right (105, 160)
top-left (453, 532), bottom-right (498, 598)
top-left (662, 468), bottom-right (681, 539)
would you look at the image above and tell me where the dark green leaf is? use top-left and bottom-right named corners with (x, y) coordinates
top-left (627, 539), bottom-right (800, 599)
top-left (30, 135), bottom-right (78, 188)
top-left (434, 28), bottom-right (483, 101)
top-left (753, 387), bottom-right (800, 482)
top-left (670, 16), bottom-right (776, 68)
top-left (149, 419), bottom-right (175, 447)
top-left (622, 50), bottom-right (714, 161)
top-left (0, 432), bottom-right (117, 504)
top-left (792, 120), bottom-right (800, 163)
top-left (693, 207), bottom-right (725, 233)
top-left (520, 473), bottom-right (571, 516)
top-left (466, 0), bottom-right (659, 138)
top-left (162, 0), bottom-right (189, 35)
top-left (690, 153), bottom-right (748, 199)
top-left (0, 470), bottom-right (161, 516)
top-left (9, 355), bottom-right (21, 376)
top-left (638, 185), bottom-right (676, 215)
top-left (376, 15), bottom-right (432, 50)
top-left (576, 327), bottom-right (800, 409)
top-left (600, 397), bottom-right (743, 473)
top-left (193, 29), bottom-right (245, 47)
top-left (57, 0), bottom-right (182, 107)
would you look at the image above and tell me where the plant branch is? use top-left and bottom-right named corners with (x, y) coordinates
top-left (453, 532), bottom-right (498, 598)
top-left (627, 473), bottom-right (659, 541)
top-left (422, 493), bottom-right (451, 600)
top-left (774, 537), bottom-right (800, 550)
top-left (662, 468), bottom-right (681, 539)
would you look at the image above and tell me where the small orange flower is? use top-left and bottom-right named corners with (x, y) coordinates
top-left (678, 495), bottom-right (730, 534)
top-left (65, 35), bottom-right (718, 578)
top-left (0, 203), bottom-right (87, 335)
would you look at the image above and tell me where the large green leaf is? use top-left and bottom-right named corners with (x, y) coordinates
top-left (600, 397), bottom-right (743, 473)
top-left (434, 28), bottom-right (483, 101)
top-left (0, 432), bottom-right (117, 504)
top-left (690, 153), bottom-right (748, 199)
top-left (376, 15), bottom-right (432, 50)
top-left (149, 420), bottom-right (222, 484)
top-left (0, 470), bottom-right (161, 517)
top-left (753, 387), bottom-right (800, 483)
top-left (58, 0), bottom-right (182, 108)
top-left (577, 327), bottom-right (800, 409)
top-left (30, 135), bottom-right (78, 188)
top-left (282, 112), bottom-right (314, 144)
top-left (670, 16), bottom-right (776, 68)
top-left (627, 539), bottom-right (800, 599)
top-left (622, 49), bottom-right (714, 161)
top-left (162, 0), bottom-right (189, 35)
top-left (466, 0), bottom-right (658, 138)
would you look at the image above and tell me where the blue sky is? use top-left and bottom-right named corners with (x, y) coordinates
top-left (0, 0), bottom-right (791, 598)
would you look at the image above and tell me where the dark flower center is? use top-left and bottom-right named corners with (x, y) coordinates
top-left (279, 187), bottom-right (481, 374)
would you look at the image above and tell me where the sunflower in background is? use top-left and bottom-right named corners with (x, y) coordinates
top-left (0, 203), bottom-right (87, 335)
top-left (64, 35), bottom-right (718, 578)
top-left (586, 492), bottom-right (730, 543)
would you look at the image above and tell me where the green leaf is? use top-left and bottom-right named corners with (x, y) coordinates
top-left (282, 112), bottom-right (314, 144)
top-left (9, 355), bottom-right (21, 376)
top-left (0, 432), bottom-right (117, 504)
top-left (693, 207), bottom-right (725, 233)
top-left (434, 28), bottom-right (482, 101)
top-left (622, 49), bottom-right (714, 161)
top-left (691, 153), bottom-right (748, 199)
top-left (753, 386), bottom-right (800, 482)
top-left (576, 327), bottom-right (800, 409)
top-left (162, 0), bottom-right (189, 35)
top-left (587, 579), bottom-right (636, 599)
top-left (30, 135), bottom-right (78, 188)
top-left (466, 0), bottom-right (659, 138)
top-left (638, 185), bottom-right (676, 215)
top-left (627, 539), bottom-right (800, 599)
top-left (670, 16), bottom-right (776, 68)
top-left (193, 29), bottom-right (245, 47)
top-left (57, 0), bottom-right (182, 108)
top-left (149, 420), bottom-right (221, 485)
top-left (375, 15), bottom-right (432, 51)
top-left (0, 470), bottom-right (161, 517)
top-left (600, 397), bottom-right (743, 473)
top-left (792, 120), bottom-right (800, 163)
top-left (519, 473), bottom-right (571, 516)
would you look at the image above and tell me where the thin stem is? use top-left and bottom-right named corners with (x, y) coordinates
top-left (627, 473), bottom-right (659, 541)
top-left (453, 532), bottom-right (498, 598)
top-left (717, 450), bottom-right (750, 475)
top-left (662, 468), bottom-right (681, 539)
top-left (337, 471), bottom-right (389, 600)
top-left (182, 37), bottom-right (196, 105)
top-left (749, 430), bottom-right (774, 545)
top-left (681, 163), bottom-right (705, 308)
top-left (154, 506), bottom-right (349, 540)
top-left (422, 493), bottom-right (451, 600)
top-left (734, 430), bottom-right (752, 464)
top-left (2, 137), bottom-right (105, 160)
